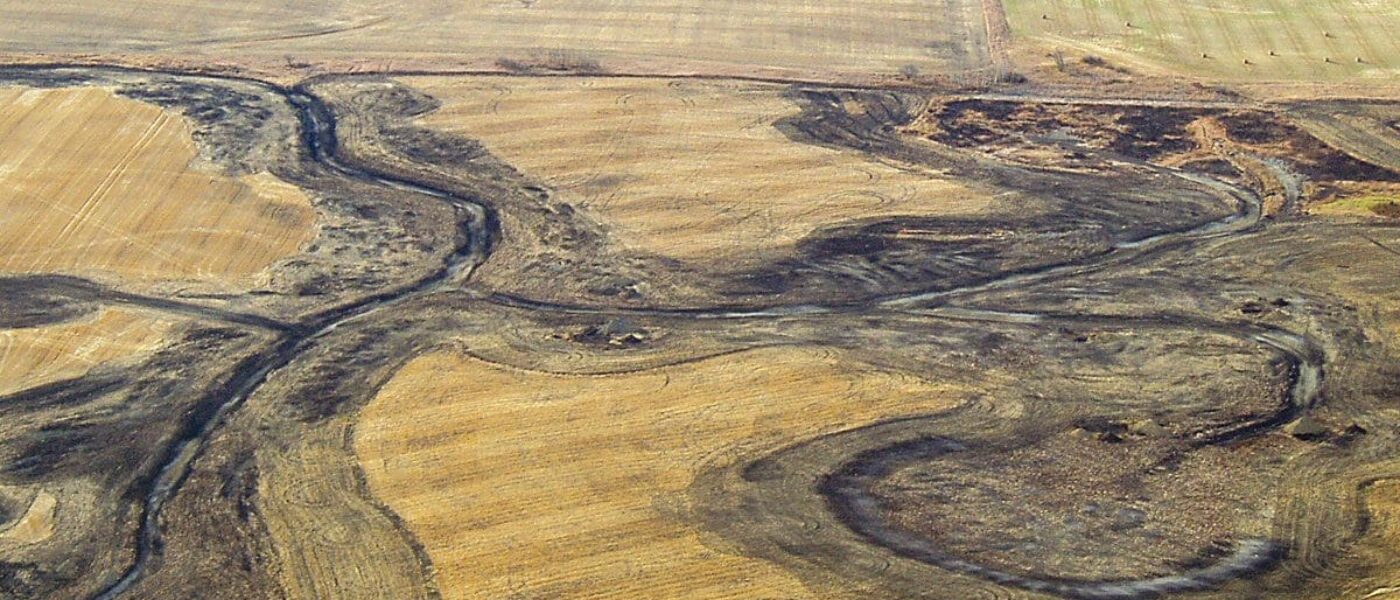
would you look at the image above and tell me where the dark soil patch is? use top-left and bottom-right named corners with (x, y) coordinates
top-left (1215, 111), bottom-right (1293, 145)
top-left (922, 100), bottom-right (1213, 162)
top-left (1107, 106), bottom-right (1210, 160)
top-left (1182, 158), bottom-right (1242, 179)
top-left (0, 276), bottom-right (101, 329)
top-left (1217, 111), bottom-right (1400, 183)
top-left (1372, 201), bottom-right (1400, 218)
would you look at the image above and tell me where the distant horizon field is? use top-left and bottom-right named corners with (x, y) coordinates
top-left (0, 0), bottom-right (992, 83)
top-left (1004, 0), bottom-right (1400, 83)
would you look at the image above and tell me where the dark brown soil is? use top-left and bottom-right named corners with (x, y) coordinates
top-left (920, 100), bottom-right (1400, 185)
top-left (1372, 201), bottom-right (1400, 218)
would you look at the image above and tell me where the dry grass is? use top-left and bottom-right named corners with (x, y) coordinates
top-left (1291, 105), bottom-right (1400, 173)
top-left (0, 489), bottom-right (56, 545)
top-left (0, 308), bottom-right (174, 396)
top-left (0, 1), bottom-right (374, 50)
top-left (0, 0), bottom-right (987, 82)
top-left (1365, 480), bottom-right (1400, 577)
top-left (0, 86), bottom-right (314, 289)
top-left (1005, 0), bottom-right (1400, 83)
top-left (1311, 192), bottom-right (1400, 218)
top-left (1250, 228), bottom-right (1400, 343)
top-left (355, 346), bottom-right (966, 599)
top-left (258, 426), bottom-right (432, 600)
top-left (406, 76), bottom-right (992, 264)
top-left (1329, 479), bottom-right (1400, 600)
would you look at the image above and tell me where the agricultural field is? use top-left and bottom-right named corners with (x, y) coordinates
top-left (2, 3), bottom-right (1400, 600)
top-left (355, 346), bottom-right (966, 599)
top-left (1004, 0), bottom-right (1400, 83)
top-left (404, 76), bottom-right (995, 265)
top-left (0, 0), bottom-right (993, 83)
top-left (0, 86), bottom-right (314, 291)
top-left (0, 308), bottom-right (175, 396)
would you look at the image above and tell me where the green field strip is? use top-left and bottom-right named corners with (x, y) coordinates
top-left (1370, 0), bottom-right (1400, 63)
top-left (1205, 2), bottom-right (1246, 74)
top-left (1239, 3), bottom-right (1302, 80)
top-left (1334, 2), bottom-right (1385, 70)
top-left (1298, 0), bottom-right (1350, 73)
top-left (1171, 0), bottom-right (1213, 74)
top-left (1003, 0), bottom-right (1399, 82)
top-left (1137, 0), bottom-right (1173, 63)
top-left (1078, 0), bottom-right (1105, 38)
top-left (1261, 0), bottom-right (1326, 80)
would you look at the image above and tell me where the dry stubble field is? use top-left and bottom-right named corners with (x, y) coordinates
top-left (0, 0), bottom-right (991, 82)
top-left (354, 346), bottom-right (967, 599)
top-left (1004, 0), bottom-right (1400, 83)
top-left (0, 308), bottom-right (176, 396)
top-left (405, 76), bottom-right (996, 265)
top-left (0, 82), bottom-right (314, 430)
